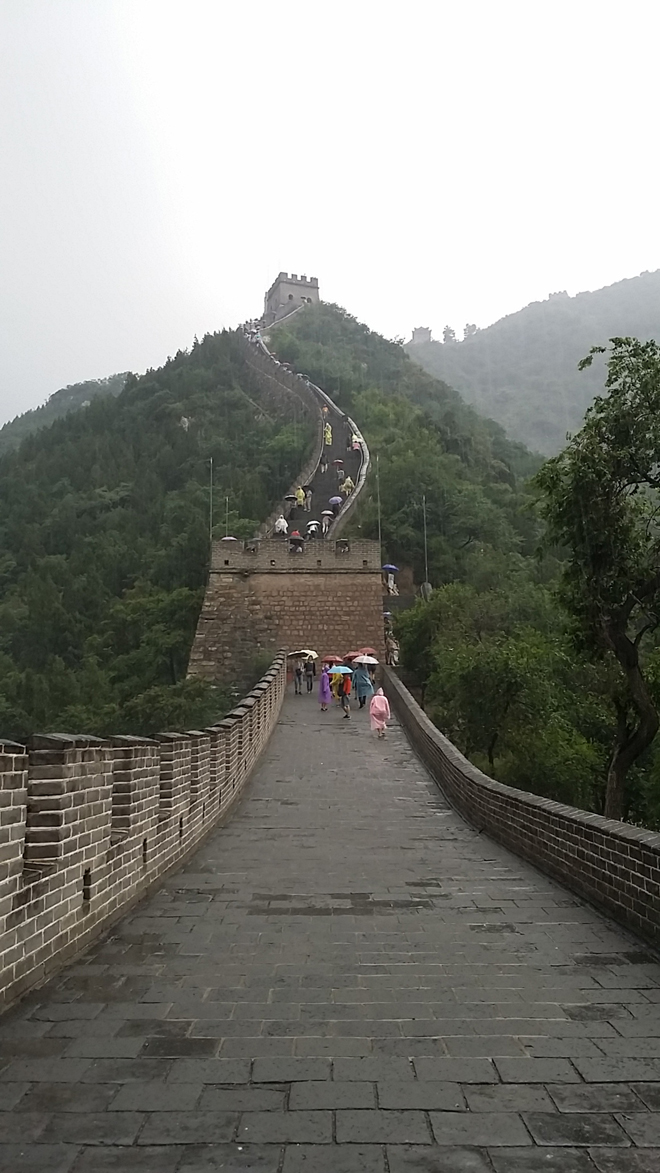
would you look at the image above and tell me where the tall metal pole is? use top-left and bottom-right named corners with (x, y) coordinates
top-left (376, 453), bottom-right (382, 559)
top-left (209, 457), bottom-right (213, 554)
top-left (225, 495), bottom-right (229, 537)
top-left (422, 493), bottom-right (429, 584)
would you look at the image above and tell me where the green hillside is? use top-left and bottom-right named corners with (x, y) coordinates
top-left (0, 374), bottom-right (128, 456)
top-left (407, 269), bottom-right (660, 454)
top-left (0, 331), bottom-right (313, 740)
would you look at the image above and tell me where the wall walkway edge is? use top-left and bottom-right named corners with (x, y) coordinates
top-left (384, 666), bottom-right (660, 949)
top-left (0, 653), bottom-right (288, 1011)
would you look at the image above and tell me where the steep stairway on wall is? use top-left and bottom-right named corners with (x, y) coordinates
top-left (237, 317), bottom-right (370, 540)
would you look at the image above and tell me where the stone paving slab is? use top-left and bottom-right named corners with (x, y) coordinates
top-left (1, 688), bottom-right (660, 1169)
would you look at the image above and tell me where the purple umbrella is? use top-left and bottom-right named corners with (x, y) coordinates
top-left (329, 496), bottom-right (342, 506)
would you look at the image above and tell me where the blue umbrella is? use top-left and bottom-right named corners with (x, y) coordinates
top-left (330, 665), bottom-right (353, 674)
top-left (382, 564), bottom-right (399, 572)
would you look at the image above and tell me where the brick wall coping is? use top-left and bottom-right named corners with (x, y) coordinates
top-left (211, 537), bottom-right (381, 574)
top-left (384, 666), bottom-right (660, 947)
top-left (0, 652), bottom-right (288, 1010)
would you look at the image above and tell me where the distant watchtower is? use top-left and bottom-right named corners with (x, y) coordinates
top-left (410, 327), bottom-right (432, 345)
top-left (264, 273), bottom-right (320, 326)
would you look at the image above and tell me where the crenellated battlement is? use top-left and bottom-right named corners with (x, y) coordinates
top-left (211, 538), bottom-right (381, 574)
top-left (264, 272), bottom-right (320, 325)
top-left (0, 655), bottom-right (287, 1008)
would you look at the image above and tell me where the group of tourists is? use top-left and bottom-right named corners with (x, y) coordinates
top-left (292, 653), bottom-right (391, 736)
top-left (318, 662), bottom-right (391, 736)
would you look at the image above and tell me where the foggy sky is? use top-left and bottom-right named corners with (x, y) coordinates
top-left (2, 0), bottom-right (659, 425)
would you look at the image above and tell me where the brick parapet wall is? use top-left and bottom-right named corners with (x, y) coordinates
top-left (189, 568), bottom-right (385, 689)
top-left (385, 667), bottom-right (660, 949)
top-left (0, 654), bottom-right (287, 1009)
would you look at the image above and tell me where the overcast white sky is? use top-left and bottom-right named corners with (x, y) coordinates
top-left (1, 0), bottom-right (659, 423)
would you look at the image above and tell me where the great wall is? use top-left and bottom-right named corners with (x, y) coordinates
top-left (2, 280), bottom-right (660, 1168)
top-left (0, 281), bottom-right (659, 1016)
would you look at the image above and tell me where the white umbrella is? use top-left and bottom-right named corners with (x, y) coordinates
top-left (287, 649), bottom-right (319, 659)
top-left (353, 654), bottom-right (379, 665)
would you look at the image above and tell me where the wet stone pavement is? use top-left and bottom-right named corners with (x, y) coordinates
top-left (2, 691), bottom-right (660, 1171)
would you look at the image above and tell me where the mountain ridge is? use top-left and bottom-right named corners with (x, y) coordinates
top-left (407, 269), bottom-right (660, 454)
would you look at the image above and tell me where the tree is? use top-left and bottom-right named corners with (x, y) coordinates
top-left (535, 337), bottom-right (660, 819)
top-left (443, 325), bottom-right (457, 344)
top-left (463, 323), bottom-right (478, 339)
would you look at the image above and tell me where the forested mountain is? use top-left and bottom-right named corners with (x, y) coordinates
top-left (0, 374), bottom-right (128, 456)
top-left (0, 332), bottom-right (313, 739)
top-left (270, 303), bottom-right (660, 829)
top-left (407, 270), bottom-right (660, 454)
top-left (270, 302), bottom-right (541, 589)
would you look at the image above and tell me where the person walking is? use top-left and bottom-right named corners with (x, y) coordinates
top-left (294, 660), bottom-right (304, 695)
top-left (340, 474), bottom-right (355, 496)
top-left (274, 514), bottom-right (288, 536)
top-left (324, 422), bottom-right (333, 447)
top-left (353, 663), bottom-right (374, 709)
top-left (320, 452), bottom-right (329, 475)
top-left (295, 486), bottom-right (305, 509)
top-left (304, 657), bottom-right (315, 692)
top-left (304, 486), bottom-right (313, 512)
top-left (370, 688), bottom-right (391, 737)
top-left (318, 666), bottom-right (332, 711)
top-left (339, 672), bottom-right (352, 719)
top-left (322, 514), bottom-right (331, 536)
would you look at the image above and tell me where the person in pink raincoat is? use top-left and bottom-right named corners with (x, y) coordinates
top-left (318, 666), bottom-right (332, 712)
top-left (370, 688), bottom-right (390, 737)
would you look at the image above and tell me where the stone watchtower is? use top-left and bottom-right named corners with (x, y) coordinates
top-left (410, 327), bottom-right (432, 345)
top-left (188, 538), bottom-right (384, 694)
top-left (263, 273), bottom-right (320, 326)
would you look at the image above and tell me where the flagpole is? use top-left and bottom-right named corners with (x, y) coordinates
top-left (376, 453), bottom-right (382, 560)
top-left (209, 457), bottom-right (213, 555)
top-left (423, 493), bottom-right (429, 585)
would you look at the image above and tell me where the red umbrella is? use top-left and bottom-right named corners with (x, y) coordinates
top-left (344, 652), bottom-right (360, 661)
top-left (358, 646), bottom-right (378, 656)
top-left (322, 654), bottom-right (342, 663)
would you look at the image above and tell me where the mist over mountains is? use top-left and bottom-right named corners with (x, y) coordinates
top-left (407, 270), bottom-right (660, 454)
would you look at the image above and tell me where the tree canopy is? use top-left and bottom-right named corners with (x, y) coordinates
top-left (0, 330), bottom-right (313, 740)
top-left (535, 337), bottom-right (660, 818)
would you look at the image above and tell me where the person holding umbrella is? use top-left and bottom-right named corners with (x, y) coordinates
top-left (329, 496), bottom-right (343, 516)
top-left (321, 510), bottom-right (333, 535)
top-left (338, 669), bottom-right (352, 719)
top-left (383, 564), bottom-right (399, 595)
top-left (352, 657), bottom-right (375, 709)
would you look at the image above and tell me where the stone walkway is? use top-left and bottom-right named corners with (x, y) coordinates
top-left (1, 690), bottom-right (660, 1171)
